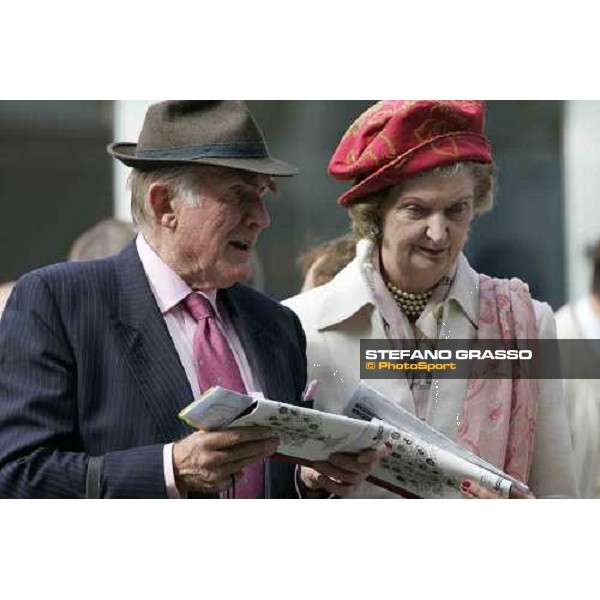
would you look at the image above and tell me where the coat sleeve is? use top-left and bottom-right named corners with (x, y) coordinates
top-left (527, 301), bottom-right (578, 498)
top-left (0, 272), bottom-right (166, 498)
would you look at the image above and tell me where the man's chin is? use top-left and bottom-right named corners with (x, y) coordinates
top-left (220, 266), bottom-right (252, 288)
top-left (187, 264), bottom-right (251, 290)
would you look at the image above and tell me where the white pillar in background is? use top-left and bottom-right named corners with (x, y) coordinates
top-left (113, 101), bottom-right (157, 221)
top-left (564, 101), bottom-right (600, 303)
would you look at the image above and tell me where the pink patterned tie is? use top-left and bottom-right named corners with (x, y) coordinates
top-left (184, 293), bottom-right (264, 499)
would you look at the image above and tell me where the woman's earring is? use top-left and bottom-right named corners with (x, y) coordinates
top-left (369, 225), bottom-right (380, 240)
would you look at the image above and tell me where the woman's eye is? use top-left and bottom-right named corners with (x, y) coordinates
top-left (447, 203), bottom-right (468, 218)
top-left (403, 204), bottom-right (425, 217)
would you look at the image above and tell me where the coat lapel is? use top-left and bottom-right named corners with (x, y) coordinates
top-left (363, 304), bottom-right (416, 415)
top-left (220, 285), bottom-right (301, 498)
top-left (312, 258), bottom-right (416, 415)
top-left (220, 285), bottom-right (295, 403)
top-left (112, 243), bottom-right (194, 442)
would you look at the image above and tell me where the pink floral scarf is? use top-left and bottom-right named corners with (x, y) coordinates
top-left (456, 275), bottom-right (540, 484)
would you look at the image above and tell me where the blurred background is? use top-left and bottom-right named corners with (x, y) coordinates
top-left (1, 100), bottom-right (599, 307)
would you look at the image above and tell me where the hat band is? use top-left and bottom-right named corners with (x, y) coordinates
top-left (135, 141), bottom-right (269, 160)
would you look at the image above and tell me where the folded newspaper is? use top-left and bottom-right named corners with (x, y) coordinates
top-left (179, 383), bottom-right (528, 499)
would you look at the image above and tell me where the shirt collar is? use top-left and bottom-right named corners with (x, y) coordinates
top-left (444, 252), bottom-right (479, 326)
top-left (136, 234), bottom-right (220, 317)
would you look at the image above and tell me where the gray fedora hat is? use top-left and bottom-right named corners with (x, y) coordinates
top-left (107, 100), bottom-right (298, 176)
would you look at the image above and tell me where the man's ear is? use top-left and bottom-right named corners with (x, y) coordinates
top-left (148, 182), bottom-right (178, 229)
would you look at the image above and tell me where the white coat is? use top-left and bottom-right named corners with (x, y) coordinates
top-left (284, 243), bottom-right (577, 498)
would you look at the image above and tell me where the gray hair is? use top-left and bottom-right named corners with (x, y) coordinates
top-left (128, 165), bottom-right (209, 230)
top-left (348, 161), bottom-right (497, 242)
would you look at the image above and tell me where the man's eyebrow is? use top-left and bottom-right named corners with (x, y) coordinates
top-left (225, 178), bottom-right (276, 197)
top-left (243, 176), bottom-right (277, 194)
top-left (449, 195), bottom-right (475, 203)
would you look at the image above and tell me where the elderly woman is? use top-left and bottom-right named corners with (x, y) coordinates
top-left (284, 101), bottom-right (577, 499)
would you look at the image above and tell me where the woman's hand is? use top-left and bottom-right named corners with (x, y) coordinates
top-left (460, 478), bottom-right (535, 499)
top-left (300, 444), bottom-right (389, 498)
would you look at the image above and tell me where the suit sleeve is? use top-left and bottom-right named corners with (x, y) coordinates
top-left (0, 273), bottom-right (166, 498)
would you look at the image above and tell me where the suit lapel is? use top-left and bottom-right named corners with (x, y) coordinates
top-left (220, 286), bottom-right (294, 403)
top-left (112, 243), bottom-right (194, 442)
top-left (221, 285), bottom-right (299, 499)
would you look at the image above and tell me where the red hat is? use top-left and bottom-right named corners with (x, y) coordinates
top-left (328, 100), bottom-right (493, 207)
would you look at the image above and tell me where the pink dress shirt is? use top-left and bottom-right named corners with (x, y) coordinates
top-left (135, 235), bottom-right (262, 498)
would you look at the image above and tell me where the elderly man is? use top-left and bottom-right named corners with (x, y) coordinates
top-left (0, 101), bottom-right (307, 498)
top-left (0, 100), bottom-right (381, 499)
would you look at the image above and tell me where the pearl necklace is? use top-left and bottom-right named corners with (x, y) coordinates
top-left (385, 279), bottom-right (434, 322)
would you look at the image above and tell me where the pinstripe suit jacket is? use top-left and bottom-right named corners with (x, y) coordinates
top-left (0, 242), bottom-right (307, 498)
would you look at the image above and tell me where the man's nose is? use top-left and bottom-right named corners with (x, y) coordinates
top-left (247, 197), bottom-right (271, 230)
top-left (425, 213), bottom-right (448, 244)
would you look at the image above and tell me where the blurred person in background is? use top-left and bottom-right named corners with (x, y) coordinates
top-left (285, 101), bottom-right (576, 499)
top-left (556, 240), bottom-right (600, 497)
top-left (0, 100), bottom-right (385, 498)
top-left (298, 233), bottom-right (356, 292)
top-left (68, 218), bottom-right (135, 261)
top-left (0, 220), bottom-right (134, 320)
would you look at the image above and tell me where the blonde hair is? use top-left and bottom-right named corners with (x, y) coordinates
top-left (348, 161), bottom-right (497, 242)
top-left (298, 233), bottom-right (356, 290)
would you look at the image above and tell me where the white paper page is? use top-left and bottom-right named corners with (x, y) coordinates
top-left (233, 399), bottom-right (392, 461)
top-left (345, 382), bottom-right (526, 491)
top-left (179, 387), bottom-right (256, 430)
top-left (371, 427), bottom-right (512, 499)
top-left (179, 387), bottom-right (392, 462)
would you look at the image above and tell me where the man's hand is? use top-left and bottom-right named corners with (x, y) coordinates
top-left (173, 426), bottom-right (279, 494)
top-left (299, 444), bottom-right (389, 498)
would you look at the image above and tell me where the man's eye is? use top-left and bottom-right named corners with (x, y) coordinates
top-left (221, 183), bottom-right (268, 206)
top-left (222, 188), bottom-right (245, 205)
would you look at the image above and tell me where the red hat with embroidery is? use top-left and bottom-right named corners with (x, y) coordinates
top-left (328, 100), bottom-right (493, 207)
